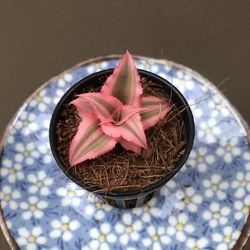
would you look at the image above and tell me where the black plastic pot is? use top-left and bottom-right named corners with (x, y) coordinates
top-left (49, 69), bottom-right (195, 209)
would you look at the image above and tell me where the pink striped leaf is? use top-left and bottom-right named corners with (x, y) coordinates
top-left (70, 98), bottom-right (92, 119)
top-left (69, 113), bottom-right (117, 166)
top-left (77, 93), bottom-right (123, 122)
top-left (101, 50), bottom-right (142, 107)
top-left (101, 113), bottom-right (148, 150)
top-left (113, 105), bottom-right (141, 126)
top-left (141, 96), bottom-right (171, 130)
top-left (119, 139), bottom-right (141, 154)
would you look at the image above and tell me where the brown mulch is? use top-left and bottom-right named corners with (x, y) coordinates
top-left (56, 77), bottom-right (186, 192)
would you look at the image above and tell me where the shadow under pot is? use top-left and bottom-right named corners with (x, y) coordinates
top-left (49, 69), bottom-right (195, 209)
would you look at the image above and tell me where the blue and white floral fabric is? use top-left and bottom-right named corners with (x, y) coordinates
top-left (0, 56), bottom-right (250, 250)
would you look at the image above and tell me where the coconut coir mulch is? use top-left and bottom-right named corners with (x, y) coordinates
top-left (56, 77), bottom-right (186, 193)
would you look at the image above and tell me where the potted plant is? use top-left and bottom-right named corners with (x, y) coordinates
top-left (49, 51), bottom-right (195, 209)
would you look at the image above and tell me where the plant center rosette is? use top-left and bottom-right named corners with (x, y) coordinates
top-left (51, 51), bottom-right (194, 208)
top-left (69, 51), bottom-right (170, 165)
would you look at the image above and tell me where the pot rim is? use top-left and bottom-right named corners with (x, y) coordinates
top-left (49, 69), bottom-right (195, 199)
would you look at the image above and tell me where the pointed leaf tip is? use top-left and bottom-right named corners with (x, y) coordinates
top-left (141, 96), bottom-right (171, 130)
top-left (101, 51), bottom-right (142, 107)
top-left (69, 114), bottom-right (117, 166)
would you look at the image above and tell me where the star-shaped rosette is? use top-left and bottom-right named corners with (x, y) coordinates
top-left (69, 51), bottom-right (170, 166)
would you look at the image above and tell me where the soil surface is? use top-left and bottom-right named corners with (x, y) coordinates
top-left (56, 77), bottom-right (186, 192)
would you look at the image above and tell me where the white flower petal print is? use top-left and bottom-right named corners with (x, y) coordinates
top-left (198, 119), bottom-right (221, 143)
top-left (85, 222), bottom-right (116, 250)
top-left (186, 237), bottom-right (208, 249)
top-left (212, 226), bottom-right (240, 250)
top-left (29, 89), bottom-right (51, 112)
top-left (203, 202), bottom-right (230, 228)
top-left (216, 137), bottom-right (241, 163)
top-left (57, 73), bottom-right (73, 87)
top-left (188, 147), bottom-right (215, 172)
top-left (1, 159), bottom-right (24, 183)
top-left (208, 96), bottom-right (230, 118)
top-left (143, 225), bottom-right (170, 248)
top-left (15, 142), bottom-right (39, 165)
top-left (86, 62), bottom-right (109, 74)
top-left (166, 213), bottom-right (193, 243)
top-left (27, 170), bottom-right (53, 196)
top-left (234, 195), bottom-right (250, 220)
top-left (231, 172), bottom-right (250, 198)
top-left (50, 215), bottom-right (80, 242)
top-left (17, 226), bottom-right (46, 249)
top-left (56, 182), bottom-right (88, 207)
top-left (172, 71), bottom-right (194, 94)
top-left (203, 174), bottom-right (229, 200)
top-left (133, 197), bottom-right (161, 222)
top-left (20, 196), bottom-right (48, 220)
top-left (176, 186), bottom-right (202, 212)
top-left (114, 213), bottom-right (142, 245)
top-left (0, 185), bottom-right (20, 210)
top-left (14, 111), bottom-right (38, 136)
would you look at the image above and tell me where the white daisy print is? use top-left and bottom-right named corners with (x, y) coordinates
top-left (50, 215), bottom-right (80, 241)
top-left (243, 152), bottom-right (250, 170)
top-left (15, 142), bottom-right (39, 165)
top-left (213, 226), bottom-right (240, 250)
top-left (57, 73), bottom-right (73, 88)
top-left (243, 151), bottom-right (250, 160)
top-left (82, 222), bottom-right (116, 250)
top-left (176, 186), bottom-right (202, 212)
top-left (57, 182), bottom-right (86, 207)
top-left (202, 174), bottom-right (229, 200)
top-left (40, 119), bottom-right (50, 138)
top-left (186, 237), bottom-right (208, 250)
top-left (0, 159), bottom-right (24, 183)
top-left (29, 89), bottom-right (51, 112)
top-left (115, 213), bottom-right (142, 245)
top-left (172, 71), bottom-right (194, 94)
top-left (14, 111), bottom-right (37, 136)
top-left (27, 170), bottom-right (53, 196)
top-left (143, 225), bottom-right (170, 250)
top-left (53, 88), bottom-right (66, 105)
top-left (17, 226), bottom-right (46, 250)
top-left (0, 185), bottom-right (20, 209)
top-left (191, 105), bottom-right (203, 119)
top-left (6, 128), bottom-right (15, 144)
top-left (167, 213), bottom-right (194, 242)
top-left (37, 142), bottom-right (52, 164)
top-left (203, 202), bottom-right (230, 228)
top-left (136, 60), bottom-right (152, 71)
top-left (86, 61), bottom-right (109, 74)
top-left (234, 195), bottom-right (250, 220)
top-left (133, 197), bottom-right (161, 223)
top-left (216, 137), bottom-right (241, 163)
top-left (208, 96), bottom-right (230, 118)
top-left (188, 147), bottom-right (215, 172)
top-left (232, 172), bottom-right (250, 198)
top-left (198, 119), bottom-right (221, 143)
top-left (83, 194), bottom-right (112, 221)
top-left (20, 196), bottom-right (48, 220)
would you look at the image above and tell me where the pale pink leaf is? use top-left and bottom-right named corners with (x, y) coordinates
top-left (119, 139), bottom-right (141, 154)
top-left (70, 98), bottom-right (92, 119)
top-left (77, 93), bottom-right (123, 122)
top-left (101, 50), bottom-right (142, 107)
top-left (101, 113), bottom-right (148, 149)
top-left (114, 105), bottom-right (141, 126)
top-left (69, 113), bottom-right (117, 166)
top-left (141, 96), bottom-right (171, 130)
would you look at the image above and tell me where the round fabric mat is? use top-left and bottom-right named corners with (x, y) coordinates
top-left (0, 55), bottom-right (250, 250)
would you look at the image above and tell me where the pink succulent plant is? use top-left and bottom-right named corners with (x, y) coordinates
top-left (69, 51), bottom-right (171, 166)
